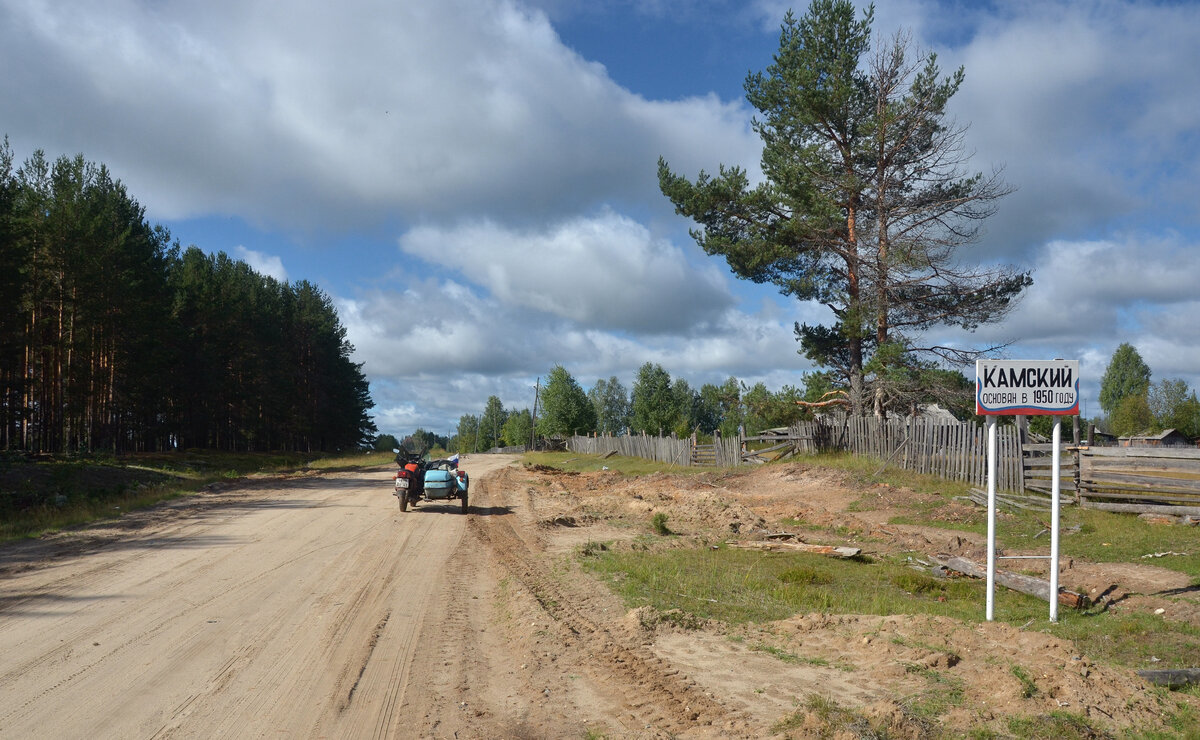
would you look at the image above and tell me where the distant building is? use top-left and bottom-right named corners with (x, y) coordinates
top-left (1118, 429), bottom-right (1192, 448)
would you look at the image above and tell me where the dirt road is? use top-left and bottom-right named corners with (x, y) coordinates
top-left (1, 455), bottom-right (740, 739)
top-left (0, 455), bottom-right (539, 739)
top-left (3, 456), bottom-right (1195, 738)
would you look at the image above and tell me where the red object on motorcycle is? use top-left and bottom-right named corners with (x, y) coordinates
top-left (396, 468), bottom-right (412, 479)
top-left (456, 470), bottom-right (465, 479)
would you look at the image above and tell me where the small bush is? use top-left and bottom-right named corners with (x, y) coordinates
top-left (651, 512), bottom-right (671, 535)
top-left (578, 540), bottom-right (608, 557)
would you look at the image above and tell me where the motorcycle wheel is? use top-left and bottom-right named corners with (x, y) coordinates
top-left (398, 493), bottom-right (408, 512)
top-left (460, 491), bottom-right (469, 514)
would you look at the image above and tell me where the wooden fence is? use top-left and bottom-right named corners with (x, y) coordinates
top-left (569, 423), bottom-right (1200, 514)
top-left (567, 431), bottom-right (692, 467)
top-left (1077, 446), bottom-right (1200, 515)
top-left (569, 418), bottom-right (1022, 490)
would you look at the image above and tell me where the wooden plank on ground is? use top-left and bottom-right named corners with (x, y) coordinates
top-left (727, 540), bottom-right (861, 558)
top-left (1136, 669), bottom-right (1200, 688)
top-left (929, 554), bottom-right (1089, 609)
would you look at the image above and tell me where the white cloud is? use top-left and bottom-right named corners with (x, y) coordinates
top-left (398, 209), bottom-right (734, 332)
top-left (973, 234), bottom-right (1200, 348)
top-left (339, 269), bottom-right (820, 432)
top-left (0, 0), bottom-right (760, 231)
top-left (942, 1), bottom-right (1200, 257)
top-left (233, 245), bottom-right (287, 282)
top-left (949, 232), bottom-right (1200, 415)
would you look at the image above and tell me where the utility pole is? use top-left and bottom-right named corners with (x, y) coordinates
top-left (530, 377), bottom-right (540, 451)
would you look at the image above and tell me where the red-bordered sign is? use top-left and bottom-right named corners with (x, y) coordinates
top-left (975, 359), bottom-right (1080, 416)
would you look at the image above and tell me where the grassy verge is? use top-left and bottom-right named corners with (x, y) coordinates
top-left (520, 451), bottom-right (701, 476)
top-left (799, 451), bottom-right (1200, 579)
top-left (581, 543), bottom-right (1200, 672)
top-left (0, 449), bottom-right (385, 542)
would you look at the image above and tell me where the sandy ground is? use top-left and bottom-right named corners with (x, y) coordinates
top-left (1, 456), bottom-right (1197, 738)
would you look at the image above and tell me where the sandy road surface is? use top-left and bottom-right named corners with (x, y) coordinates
top-left (11, 453), bottom-right (1183, 738)
top-left (0, 455), bottom-right (522, 739)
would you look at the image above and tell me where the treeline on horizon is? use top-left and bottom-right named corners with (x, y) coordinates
top-left (406, 362), bottom-right (978, 455)
top-left (0, 141), bottom-right (375, 454)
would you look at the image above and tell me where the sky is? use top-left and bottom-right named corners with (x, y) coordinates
top-left (3, 0), bottom-right (1199, 438)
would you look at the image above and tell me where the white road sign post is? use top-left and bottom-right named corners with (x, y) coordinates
top-left (976, 359), bottom-right (1079, 622)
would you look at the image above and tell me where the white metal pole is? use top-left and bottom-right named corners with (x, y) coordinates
top-left (986, 416), bottom-right (997, 621)
top-left (1050, 418), bottom-right (1062, 622)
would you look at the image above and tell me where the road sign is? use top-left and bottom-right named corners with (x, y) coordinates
top-left (975, 358), bottom-right (1079, 623)
top-left (975, 359), bottom-right (1080, 416)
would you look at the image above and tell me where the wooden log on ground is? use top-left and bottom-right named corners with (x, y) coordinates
top-left (1136, 668), bottom-right (1200, 689)
top-left (929, 554), bottom-right (1089, 609)
top-left (728, 540), bottom-right (861, 558)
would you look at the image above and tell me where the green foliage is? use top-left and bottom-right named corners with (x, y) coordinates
top-left (587, 376), bottom-right (630, 435)
top-left (650, 512), bottom-right (671, 535)
top-left (402, 428), bottom-right (447, 454)
top-left (583, 546), bottom-right (1026, 625)
top-left (501, 408), bottom-right (532, 448)
top-left (1149, 379), bottom-right (1200, 438)
top-left (1099, 343), bottom-right (1151, 416)
top-left (478, 395), bottom-right (508, 450)
top-left (1010, 665), bottom-right (1039, 698)
top-left (0, 141), bottom-right (375, 454)
top-left (741, 381), bottom-right (806, 432)
top-left (670, 378), bottom-right (700, 437)
top-left (373, 433), bottom-right (400, 451)
top-left (660, 1), bottom-right (1026, 414)
top-left (630, 362), bottom-right (680, 435)
top-left (778, 566), bottom-right (833, 586)
top-left (454, 414), bottom-right (479, 454)
top-left (537, 365), bottom-right (595, 437)
top-left (772, 695), bottom-right (882, 737)
top-left (1109, 393), bottom-right (1154, 437)
top-left (1004, 711), bottom-right (1106, 740)
top-left (520, 451), bottom-right (699, 476)
top-left (0, 450), bottom-right (385, 541)
top-left (698, 377), bottom-right (741, 436)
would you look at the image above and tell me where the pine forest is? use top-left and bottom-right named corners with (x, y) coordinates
top-left (0, 142), bottom-right (376, 454)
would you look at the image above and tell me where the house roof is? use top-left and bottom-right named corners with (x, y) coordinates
top-left (1118, 428), bottom-right (1184, 442)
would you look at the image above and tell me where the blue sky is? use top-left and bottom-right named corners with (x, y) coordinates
top-left (3, 0), bottom-right (1199, 437)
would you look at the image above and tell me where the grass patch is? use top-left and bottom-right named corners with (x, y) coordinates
top-left (1004, 711), bottom-right (1107, 739)
top-left (581, 544), bottom-right (1200, 671)
top-left (582, 545), bottom-right (1044, 625)
top-left (901, 665), bottom-right (966, 724)
top-left (577, 540), bottom-right (609, 557)
top-left (0, 449), bottom-right (383, 541)
top-left (807, 451), bottom-right (976, 501)
top-left (1053, 611), bottom-right (1200, 670)
top-left (772, 695), bottom-right (882, 738)
top-left (520, 451), bottom-right (700, 476)
top-left (779, 565), bottom-right (834, 586)
top-left (803, 451), bottom-right (1200, 579)
top-left (749, 642), bottom-right (829, 667)
top-left (1010, 664), bottom-right (1039, 699)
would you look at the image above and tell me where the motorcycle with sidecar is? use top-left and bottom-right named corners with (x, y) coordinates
top-left (392, 447), bottom-right (469, 513)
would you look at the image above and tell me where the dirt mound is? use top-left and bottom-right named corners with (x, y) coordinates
top-left (502, 460), bottom-right (1200, 736)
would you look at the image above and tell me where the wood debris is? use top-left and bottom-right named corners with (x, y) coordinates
top-left (727, 540), bottom-right (861, 558)
top-left (929, 554), bottom-right (1089, 609)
